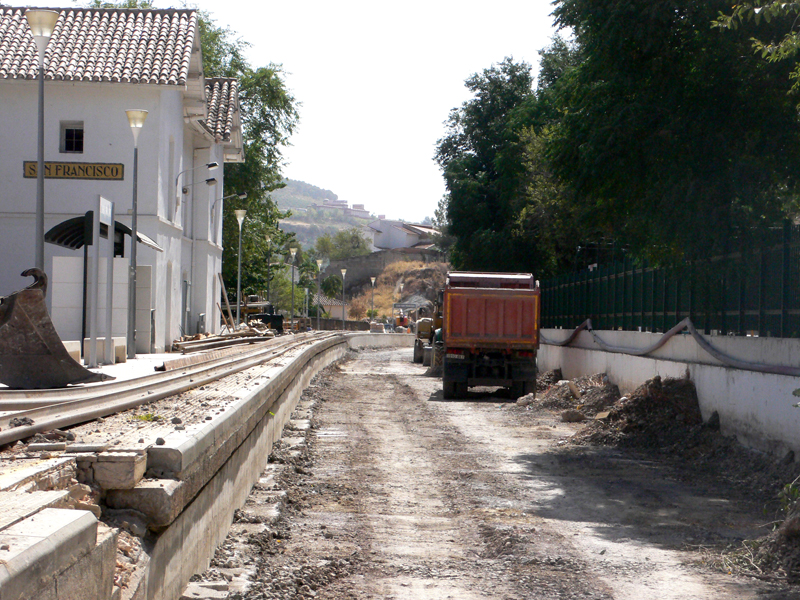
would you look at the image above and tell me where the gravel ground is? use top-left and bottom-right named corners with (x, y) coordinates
top-left (183, 349), bottom-right (800, 599)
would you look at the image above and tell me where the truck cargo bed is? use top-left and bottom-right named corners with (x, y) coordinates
top-left (443, 287), bottom-right (540, 350)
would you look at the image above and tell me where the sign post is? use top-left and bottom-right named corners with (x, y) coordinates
top-left (88, 196), bottom-right (115, 368)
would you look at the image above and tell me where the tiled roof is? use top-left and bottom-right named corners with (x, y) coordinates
top-left (204, 77), bottom-right (238, 142)
top-left (313, 293), bottom-right (347, 307)
top-left (0, 7), bottom-right (197, 85)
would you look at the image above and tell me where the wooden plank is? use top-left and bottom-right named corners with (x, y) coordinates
top-left (218, 273), bottom-right (236, 329)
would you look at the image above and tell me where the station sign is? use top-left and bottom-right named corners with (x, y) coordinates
top-left (23, 161), bottom-right (124, 180)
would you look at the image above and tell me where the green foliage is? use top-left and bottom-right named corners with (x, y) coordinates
top-left (434, 58), bottom-right (535, 271)
top-left (434, 54), bottom-right (589, 276)
top-left (313, 227), bottom-right (371, 261)
top-left (321, 275), bottom-right (342, 299)
top-left (197, 11), bottom-right (300, 298)
top-left (715, 2), bottom-right (800, 90)
top-left (546, 0), bottom-right (800, 263)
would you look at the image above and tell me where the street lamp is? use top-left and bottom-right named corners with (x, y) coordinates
top-left (265, 233), bottom-right (272, 303)
top-left (125, 109), bottom-right (148, 359)
top-left (316, 259), bottom-right (323, 331)
top-left (341, 268), bottom-right (347, 331)
top-left (176, 162), bottom-right (219, 195)
top-left (370, 276), bottom-right (376, 322)
top-left (26, 9), bottom-right (59, 272)
top-left (235, 209), bottom-right (246, 327)
top-left (290, 247), bottom-right (297, 332)
top-left (211, 192), bottom-right (245, 241)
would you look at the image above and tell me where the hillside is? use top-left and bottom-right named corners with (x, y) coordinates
top-left (271, 179), bottom-right (338, 212)
top-left (273, 179), bottom-right (375, 249)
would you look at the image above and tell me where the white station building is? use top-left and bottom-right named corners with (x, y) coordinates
top-left (0, 7), bottom-right (243, 353)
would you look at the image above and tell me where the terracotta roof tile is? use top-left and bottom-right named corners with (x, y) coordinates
top-left (204, 77), bottom-right (238, 142)
top-left (0, 7), bottom-right (197, 85)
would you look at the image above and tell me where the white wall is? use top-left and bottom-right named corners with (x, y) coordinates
top-left (0, 80), bottom-right (225, 351)
top-left (539, 329), bottom-right (800, 459)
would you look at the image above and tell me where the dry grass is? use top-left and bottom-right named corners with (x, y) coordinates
top-left (348, 261), bottom-right (448, 319)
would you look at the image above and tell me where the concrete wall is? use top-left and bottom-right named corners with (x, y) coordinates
top-left (316, 318), bottom-right (370, 331)
top-left (51, 256), bottom-right (128, 343)
top-left (539, 328), bottom-right (800, 458)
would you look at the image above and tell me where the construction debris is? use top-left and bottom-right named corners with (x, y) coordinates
top-left (171, 328), bottom-right (276, 354)
top-left (571, 376), bottom-right (701, 449)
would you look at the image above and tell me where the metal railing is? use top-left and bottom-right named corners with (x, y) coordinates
top-left (541, 222), bottom-right (800, 338)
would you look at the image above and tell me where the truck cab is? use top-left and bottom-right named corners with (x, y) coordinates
top-left (442, 272), bottom-right (540, 399)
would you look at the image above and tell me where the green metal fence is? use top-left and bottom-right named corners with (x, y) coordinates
top-left (540, 222), bottom-right (800, 338)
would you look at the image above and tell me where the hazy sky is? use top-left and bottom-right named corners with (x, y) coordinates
top-left (25, 1), bottom-right (559, 222)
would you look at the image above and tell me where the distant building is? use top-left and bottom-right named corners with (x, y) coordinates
top-left (313, 293), bottom-right (348, 320)
top-left (363, 219), bottom-right (438, 251)
top-left (311, 198), bottom-right (371, 219)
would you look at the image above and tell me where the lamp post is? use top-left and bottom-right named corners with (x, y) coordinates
top-left (289, 247), bottom-right (297, 332)
top-left (26, 9), bottom-right (59, 272)
top-left (211, 192), bottom-right (245, 243)
top-left (304, 288), bottom-right (309, 318)
top-left (235, 209), bottom-right (246, 327)
top-left (265, 233), bottom-right (271, 303)
top-left (341, 268), bottom-right (347, 331)
top-left (125, 109), bottom-right (148, 359)
top-left (316, 259), bottom-right (323, 331)
top-left (370, 276), bottom-right (376, 322)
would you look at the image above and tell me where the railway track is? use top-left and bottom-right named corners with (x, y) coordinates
top-left (0, 331), bottom-right (342, 447)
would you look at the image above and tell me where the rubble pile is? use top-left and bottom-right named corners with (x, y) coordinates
top-left (536, 368), bottom-right (562, 392)
top-left (518, 371), bottom-right (620, 419)
top-left (572, 376), bottom-right (701, 449)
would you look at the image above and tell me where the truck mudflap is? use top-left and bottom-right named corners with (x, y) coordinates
top-left (0, 269), bottom-right (114, 389)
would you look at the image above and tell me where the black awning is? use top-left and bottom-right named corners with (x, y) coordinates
top-left (45, 211), bottom-right (163, 254)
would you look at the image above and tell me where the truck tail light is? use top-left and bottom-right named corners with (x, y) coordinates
top-left (515, 350), bottom-right (533, 358)
top-left (446, 349), bottom-right (466, 358)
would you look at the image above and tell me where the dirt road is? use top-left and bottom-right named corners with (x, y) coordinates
top-left (209, 347), bottom-right (800, 600)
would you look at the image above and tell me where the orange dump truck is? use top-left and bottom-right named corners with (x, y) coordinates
top-left (442, 272), bottom-right (540, 399)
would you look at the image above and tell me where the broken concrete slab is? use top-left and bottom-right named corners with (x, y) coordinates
top-left (92, 453), bottom-right (146, 490)
top-left (106, 479), bottom-right (184, 528)
top-left (26, 443), bottom-right (66, 452)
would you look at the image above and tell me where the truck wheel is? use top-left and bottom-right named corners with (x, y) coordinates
top-left (523, 379), bottom-right (536, 397)
top-left (511, 380), bottom-right (536, 399)
top-left (443, 380), bottom-right (456, 399)
top-left (413, 341), bottom-right (423, 363)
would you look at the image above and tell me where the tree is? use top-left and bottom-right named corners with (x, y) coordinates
top-left (201, 14), bottom-right (300, 299)
top-left (84, 0), bottom-right (300, 299)
top-left (546, 0), bottom-right (800, 263)
top-left (715, 2), bottom-right (800, 89)
top-left (314, 228), bottom-right (371, 261)
top-left (434, 58), bottom-right (535, 271)
top-left (321, 275), bottom-right (342, 299)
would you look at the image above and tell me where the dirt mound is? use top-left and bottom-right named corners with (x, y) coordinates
top-left (572, 376), bottom-right (701, 449)
top-left (520, 372), bottom-right (620, 419)
top-left (537, 368), bottom-right (562, 392)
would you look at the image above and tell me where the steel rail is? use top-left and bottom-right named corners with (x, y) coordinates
top-left (0, 332), bottom-right (342, 446)
top-left (0, 332), bottom-right (330, 409)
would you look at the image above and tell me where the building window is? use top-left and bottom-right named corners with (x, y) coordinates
top-left (60, 121), bottom-right (84, 153)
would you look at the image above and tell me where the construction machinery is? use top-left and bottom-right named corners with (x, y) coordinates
top-left (0, 269), bottom-right (113, 389)
top-left (412, 293), bottom-right (443, 363)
